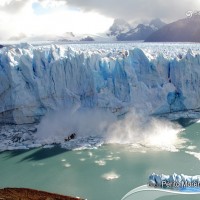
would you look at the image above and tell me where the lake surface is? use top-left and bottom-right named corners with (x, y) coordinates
top-left (0, 119), bottom-right (200, 200)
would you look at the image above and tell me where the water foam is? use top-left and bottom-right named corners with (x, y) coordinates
top-left (105, 111), bottom-right (187, 152)
top-left (35, 109), bottom-right (187, 152)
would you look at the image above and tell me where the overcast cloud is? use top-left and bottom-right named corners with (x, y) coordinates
top-left (64, 0), bottom-right (200, 22)
top-left (0, 0), bottom-right (200, 41)
top-left (0, 0), bottom-right (29, 13)
top-left (1, 0), bottom-right (200, 21)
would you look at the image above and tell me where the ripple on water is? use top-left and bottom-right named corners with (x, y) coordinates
top-left (32, 162), bottom-right (45, 166)
top-left (75, 151), bottom-right (82, 155)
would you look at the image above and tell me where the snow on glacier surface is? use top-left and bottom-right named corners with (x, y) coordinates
top-left (0, 42), bottom-right (200, 124)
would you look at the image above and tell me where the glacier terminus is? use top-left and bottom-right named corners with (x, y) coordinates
top-left (0, 42), bottom-right (200, 124)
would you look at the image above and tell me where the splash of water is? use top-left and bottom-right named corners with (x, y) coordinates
top-left (106, 111), bottom-right (187, 152)
top-left (36, 109), bottom-right (187, 152)
top-left (35, 109), bottom-right (115, 143)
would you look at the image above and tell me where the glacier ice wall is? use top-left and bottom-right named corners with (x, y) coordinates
top-left (0, 43), bottom-right (200, 124)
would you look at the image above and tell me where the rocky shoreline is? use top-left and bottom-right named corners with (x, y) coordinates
top-left (0, 188), bottom-right (83, 200)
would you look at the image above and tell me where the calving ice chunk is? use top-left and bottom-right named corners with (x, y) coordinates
top-left (0, 43), bottom-right (200, 124)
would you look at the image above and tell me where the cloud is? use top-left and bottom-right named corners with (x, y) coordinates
top-left (0, 0), bottom-right (113, 41)
top-left (0, 0), bottom-right (199, 41)
top-left (8, 33), bottom-right (27, 41)
top-left (64, 0), bottom-right (200, 22)
top-left (0, 0), bottom-right (30, 13)
top-left (38, 0), bottom-right (66, 8)
top-left (0, 0), bottom-right (66, 13)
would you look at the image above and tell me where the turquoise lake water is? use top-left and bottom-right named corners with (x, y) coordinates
top-left (0, 120), bottom-right (200, 200)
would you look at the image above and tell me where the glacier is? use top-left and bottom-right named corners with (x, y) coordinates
top-left (0, 43), bottom-right (200, 124)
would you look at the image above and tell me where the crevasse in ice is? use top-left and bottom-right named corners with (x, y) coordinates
top-left (0, 43), bottom-right (200, 124)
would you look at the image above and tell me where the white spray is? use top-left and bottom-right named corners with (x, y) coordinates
top-left (35, 109), bottom-right (187, 152)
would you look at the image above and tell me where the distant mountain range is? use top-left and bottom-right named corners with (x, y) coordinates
top-left (145, 16), bottom-right (200, 42)
top-left (108, 18), bottom-right (166, 41)
top-left (7, 16), bottom-right (200, 43)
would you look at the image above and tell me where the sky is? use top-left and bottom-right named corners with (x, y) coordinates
top-left (0, 0), bottom-right (200, 41)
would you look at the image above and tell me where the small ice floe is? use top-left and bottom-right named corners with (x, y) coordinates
top-left (7, 146), bottom-right (29, 151)
top-left (28, 144), bottom-right (42, 148)
top-left (102, 172), bottom-right (120, 181)
top-left (80, 158), bottom-right (86, 161)
top-left (61, 159), bottom-right (66, 162)
top-left (17, 145), bottom-right (30, 150)
top-left (60, 136), bottom-right (103, 151)
top-left (88, 152), bottom-right (93, 157)
top-left (105, 155), bottom-right (120, 161)
top-left (43, 144), bottom-right (54, 149)
top-left (64, 163), bottom-right (71, 168)
top-left (185, 151), bottom-right (200, 161)
top-left (113, 156), bottom-right (120, 160)
top-left (38, 163), bottom-right (45, 166)
top-left (105, 155), bottom-right (113, 160)
top-left (76, 151), bottom-right (82, 155)
top-left (187, 146), bottom-right (196, 150)
top-left (95, 160), bottom-right (106, 166)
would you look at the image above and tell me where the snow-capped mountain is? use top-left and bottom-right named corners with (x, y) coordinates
top-left (0, 43), bottom-right (200, 124)
top-left (80, 36), bottom-right (95, 41)
top-left (107, 18), bottom-right (131, 36)
top-left (115, 18), bottom-right (166, 41)
top-left (145, 16), bottom-right (200, 42)
top-left (149, 18), bottom-right (166, 30)
top-left (57, 32), bottom-right (76, 41)
top-left (8, 32), bottom-right (97, 43)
